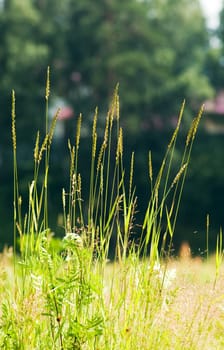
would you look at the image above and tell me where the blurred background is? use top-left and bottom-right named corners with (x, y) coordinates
top-left (0, 0), bottom-right (224, 255)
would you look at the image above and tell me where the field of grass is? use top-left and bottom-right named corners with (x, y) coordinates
top-left (0, 72), bottom-right (223, 349)
top-left (0, 248), bottom-right (224, 349)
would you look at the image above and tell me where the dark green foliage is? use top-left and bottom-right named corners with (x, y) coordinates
top-left (65, 0), bottom-right (212, 128)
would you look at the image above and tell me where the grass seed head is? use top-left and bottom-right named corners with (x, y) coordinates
top-left (116, 88), bottom-right (120, 120)
top-left (38, 134), bottom-right (49, 163)
top-left (34, 131), bottom-right (40, 163)
top-left (77, 173), bottom-right (82, 196)
top-left (116, 127), bottom-right (123, 162)
top-left (97, 143), bottom-right (104, 172)
top-left (45, 66), bottom-right (50, 100)
top-left (62, 188), bottom-right (66, 209)
top-left (168, 100), bottom-right (185, 149)
top-left (186, 105), bottom-right (204, 146)
top-left (171, 163), bottom-right (188, 188)
top-left (191, 104), bottom-right (204, 141)
top-left (149, 150), bottom-right (153, 183)
top-left (92, 107), bottom-right (98, 159)
top-left (76, 113), bottom-right (82, 151)
top-left (11, 90), bottom-right (16, 151)
top-left (48, 108), bottom-right (60, 146)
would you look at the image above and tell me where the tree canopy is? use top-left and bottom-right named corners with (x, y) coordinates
top-left (0, 0), bottom-right (214, 135)
top-left (65, 0), bottom-right (213, 131)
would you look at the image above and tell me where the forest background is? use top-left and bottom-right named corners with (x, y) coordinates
top-left (0, 0), bottom-right (224, 254)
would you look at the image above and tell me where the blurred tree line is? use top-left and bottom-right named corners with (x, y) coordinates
top-left (0, 0), bottom-right (223, 253)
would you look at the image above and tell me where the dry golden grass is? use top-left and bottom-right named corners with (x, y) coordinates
top-left (159, 257), bottom-right (224, 349)
top-left (101, 254), bottom-right (224, 349)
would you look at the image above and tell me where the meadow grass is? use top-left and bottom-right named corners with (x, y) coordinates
top-left (0, 71), bottom-right (223, 349)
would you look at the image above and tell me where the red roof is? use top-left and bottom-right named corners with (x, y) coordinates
top-left (58, 106), bottom-right (74, 120)
top-left (205, 91), bottom-right (224, 115)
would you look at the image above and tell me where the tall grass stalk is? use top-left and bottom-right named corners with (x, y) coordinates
top-left (44, 66), bottom-right (50, 230)
top-left (11, 90), bottom-right (19, 278)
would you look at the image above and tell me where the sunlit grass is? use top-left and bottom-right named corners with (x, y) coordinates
top-left (0, 70), bottom-right (223, 349)
top-left (0, 248), bottom-right (224, 349)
